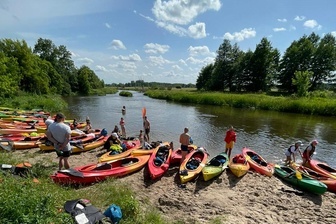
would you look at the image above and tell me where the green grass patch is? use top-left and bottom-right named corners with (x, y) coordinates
top-left (0, 152), bottom-right (171, 224)
top-left (119, 91), bottom-right (133, 97)
top-left (0, 93), bottom-right (67, 113)
top-left (145, 89), bottom-right (336, 116)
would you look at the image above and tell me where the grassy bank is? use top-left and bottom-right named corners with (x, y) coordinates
top-left (0, 94), bottom-right (68, 113)
top-left (0, 153), bottom-right (168, 224)
top-left (145, 89), bottom-right (336, 116)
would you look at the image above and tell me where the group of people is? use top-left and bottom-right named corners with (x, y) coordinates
top-left (46, 108), bottom-right (318, 172)
top-left (224, 125), bottom-right (319, 166)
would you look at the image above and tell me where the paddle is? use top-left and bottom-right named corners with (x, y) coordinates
top-left (289, 162), bottom-right (302, 180)
top-left (142, 107), bottom-right (146, 118)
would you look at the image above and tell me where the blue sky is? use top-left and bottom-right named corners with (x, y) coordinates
top-left (0, 0), bottom-right (335, 84)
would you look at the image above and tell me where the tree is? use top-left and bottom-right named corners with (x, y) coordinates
top-left (310, 33), bottom-right (336, 90)
top-left (196, 64), bottom-right (214, 90)
top-left (0, 52), bottom-right (20, 97)
top-left (77, 66), bottom-right (92, 95)
top-left (292, 71), bottom-right (313, 97)
top-left (248, 38), bottom-right (280, 92)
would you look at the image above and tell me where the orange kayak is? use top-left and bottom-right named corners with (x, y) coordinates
top-left (242, 147), bottom-right (274, 177)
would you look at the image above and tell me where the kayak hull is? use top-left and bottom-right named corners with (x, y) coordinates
top-left (202, 152), bottom-right (229, 181)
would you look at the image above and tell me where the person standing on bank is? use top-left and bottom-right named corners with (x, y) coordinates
top-left (179, 127), bottom-right (191, 164)
top-left (224, 126), bottom-right (236, 159)
top-left (143, 116), bottom-right (150, 142)
top-left (119, 117), bottom-right (126, 139)
top-left (46, 113), bottom-right (72, 171)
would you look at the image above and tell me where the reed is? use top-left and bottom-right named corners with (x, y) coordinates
top-left (145, 90), bottom-right (336, 116)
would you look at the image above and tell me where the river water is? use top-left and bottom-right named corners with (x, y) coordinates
top-left (64, 91), bottom-right (336, 167)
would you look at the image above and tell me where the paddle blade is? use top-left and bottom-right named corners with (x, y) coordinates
top-left (295, 171), bottom-right (302, 180)
top-left (142, 107), bottom-right (146, 118)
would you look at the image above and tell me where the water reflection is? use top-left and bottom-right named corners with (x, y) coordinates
top-left (63, 91), bottom-right (336, 167)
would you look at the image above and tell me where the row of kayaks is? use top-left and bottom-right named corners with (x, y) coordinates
top-left (229, 148), bottom-right (336, 195)
top-left (50, 143), bottom-right (336, 196)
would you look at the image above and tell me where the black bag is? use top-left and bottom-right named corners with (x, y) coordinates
top-left (64, 199), bottom-right (105, 224)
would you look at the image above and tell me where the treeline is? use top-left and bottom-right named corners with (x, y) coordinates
top-left (196, 32), bottom-right (336, 95)
top-left (109, 80), bottom-right (195, 89)
top-left (0, 38), bottom-right (104, 98)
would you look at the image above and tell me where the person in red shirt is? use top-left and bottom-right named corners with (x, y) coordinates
top-left (224, 126), bottom-right (236, 158)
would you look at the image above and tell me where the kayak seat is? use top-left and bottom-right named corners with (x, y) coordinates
top-left (94, 163), bottom-right (112, 171)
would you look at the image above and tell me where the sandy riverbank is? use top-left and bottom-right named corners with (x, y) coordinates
top-left (11, 147), bottom-right (336, 224)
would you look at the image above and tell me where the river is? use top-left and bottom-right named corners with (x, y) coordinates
top-left (64, 91), bottom-right (336, 167)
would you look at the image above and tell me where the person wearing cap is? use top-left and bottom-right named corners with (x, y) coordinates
top-left (103, 132), bottom-right (122, 151)
top-left (284, 140), bottom-right (303, 165)
top-left (46, 113), bottom-right (72, 171)
top-left (302, 140), bottom-right (318, 165)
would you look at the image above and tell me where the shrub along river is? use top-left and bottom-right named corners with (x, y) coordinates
top-left (64, 91), bottom-right (336, 167)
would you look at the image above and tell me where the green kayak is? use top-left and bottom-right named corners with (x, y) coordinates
top-left (202, 152), bottom-right (229, 181)
top-left (274, 165), bottom-right (327, 195)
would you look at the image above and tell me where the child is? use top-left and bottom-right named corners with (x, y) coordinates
top-left (139, 130), bottom-right (144, 149)
top-left (224, 126), bottom-right (236, 159)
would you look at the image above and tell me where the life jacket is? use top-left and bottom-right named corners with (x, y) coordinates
top-left (303, 144), bottom-right (315, 157)
top-left (64, 199), bottom-right (105, 224)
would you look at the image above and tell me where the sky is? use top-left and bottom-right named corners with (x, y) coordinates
top-left (0, 0), bottom-right (335, 85)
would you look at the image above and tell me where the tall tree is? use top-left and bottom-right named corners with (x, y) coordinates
top-left (196, 64), bottom-right (214, 90)
top-left (249, 38), bottom-right (280, 92)
top-left (310, 33), bottom-right (336, 89)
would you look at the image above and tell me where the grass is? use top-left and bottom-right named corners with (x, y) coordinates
top-left (0, 152), bottom-right (170, 224)
top-left (119, 91), bottom-right (133, 97)
top-left (145, 89), bottom-right (336, 116)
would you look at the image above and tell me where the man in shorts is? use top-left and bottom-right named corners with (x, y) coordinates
top-left (179, 127), bottom-right (191, 164)
top-left (46, 113), bottom-right (72, 171)
top-left (143, 116), bottom-right (151, 142)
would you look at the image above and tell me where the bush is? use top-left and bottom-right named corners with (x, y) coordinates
top-left (119, 91), bottom-right (133, 97)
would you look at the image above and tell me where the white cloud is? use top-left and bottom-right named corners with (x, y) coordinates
top-left (144, 43), bottom-right (170, 54)
top-left (186, 56), bottom-right (214, 65)
top-left (111, 54), bottom-right (142, 62)
top-left (273, 27), bottom-right (286, 32)
top-left (156, 20), bottom-right (187, 36)
top-left (172, 64), bottom-right (183, 71)
top-left (179, 59), bottom-right (188, 66)
top-left (294, 16), bottom-right (305, 21)
top-left (95, 65), bottom-right (108, 72)
top-left (77, 57), bottom-right (94, 64)
top-left (303, 19), bottom-right (322, 30)
top-left (222, 28), bottom-right (256, 42)
top-left (188, 22), bottom-right (206, 39)
top-left (109, 39), bottom-right (126, 50)
top-left (289, 25), bottom-right (296, 30)
top-left (152, 0), bottom-right (221, 25)
top-left (188, 46), bottom-right (214, 57)
top-left (277, 18), bottom-right (287, 22)
top-left (331, 31), bottom-right (336, 37)
top-left (148, 55), bottom-right (171, 66)
top-left (105, 23), bottom-right (111, 29)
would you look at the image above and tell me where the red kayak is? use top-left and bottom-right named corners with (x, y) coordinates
top-left (307, 159), bottom-right (336, 179)
top-left (148, 142), bottom-right (172, 180)
top-left (242, 147), bottom-right (274, 177)
top-left (297, 165), bottom-right (336, 193)
top-left (51, 154), bottom-right (150, 185)
top-left (171, 145), bottom-right (197, 164)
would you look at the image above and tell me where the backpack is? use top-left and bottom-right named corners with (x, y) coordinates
top-left (103, 204), bottom-right (122, 224)
top-left (64, 199), bottom-right (105, 224)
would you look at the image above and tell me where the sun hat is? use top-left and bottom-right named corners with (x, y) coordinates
top-left (111, 133), bottom-right (118, 138)
top-left (295, 140), bottom-right (303, 146)
top-left (312, 140), bottom-right (318, 144)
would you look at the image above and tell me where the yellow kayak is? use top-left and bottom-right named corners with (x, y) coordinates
top-left (229, 154), bottom-right (250, 178)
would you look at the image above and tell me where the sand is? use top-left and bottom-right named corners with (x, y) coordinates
top-left (10, 147), bottom-right (336, 224)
